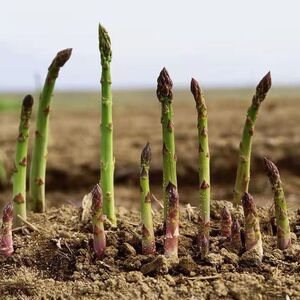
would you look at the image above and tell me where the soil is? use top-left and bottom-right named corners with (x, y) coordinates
top-left (0, 200), bottom-right (299, 300)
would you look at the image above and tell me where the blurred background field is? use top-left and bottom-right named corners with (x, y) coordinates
top-left (1, 87), bottom-right (300, 211)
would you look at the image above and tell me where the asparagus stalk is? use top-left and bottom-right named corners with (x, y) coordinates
top-left (91, 184), bottom-right (106, 258)
top-left (220, 206), bottom-right (232, 238)
top-left (164, 182), bottom-right (179, 257)
top-left (264, 157), bottom-right (291, 249)
top-left (191, 78), bottom-right (211, 256)
top-left (12, 95), bottom-right (34, 226)
top-left (0, 202), bottom-right (14, 256)
top-left (233, 72), bottom-right (272, 206)
top-left (231, 219), bottom-right (242, 252)
top-left (156, 67), bottom-right (178, 221)
top-left (98, 24), bottom-right (116, 226)
top-left (140, 143), bottom-right (156, 255)
top-left (29, 48), bottom-right (72, 213)
top-left (242, 192), bottom-right (263, 261)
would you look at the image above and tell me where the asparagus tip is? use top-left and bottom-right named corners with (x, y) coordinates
top-left (221, 206), bottom-right (231, 220)
top-left (263, 157), bottom-right (280, 183)
top-left (156, 67), bottom-right (173, 102)
top-left (22, 95), bottom-right (34, 110)
top-left (190, 77), bottom-right (201, 102)
top-left (91, 184), bottom-right (102, 210)
top-left (256, 71), bottom-right (272, 97)
top-left (98, 23), bottom-right (112, 59)
top-left (2, 202), bottom-right (13, 222)
top-left (54, 48), bottom-right (73, 67)
top-left (141, 142), bottom-right (151, 165)
top-left (242, 192), bottom-right (257, 215)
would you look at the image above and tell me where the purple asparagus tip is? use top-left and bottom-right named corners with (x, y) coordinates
top-left (141, 142), bottom-right (151, 166)
top-left (242, 192), bottom-right (257, 216)
top-left (156, 67), bottom-right (173, 102)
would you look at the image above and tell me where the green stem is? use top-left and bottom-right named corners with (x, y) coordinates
top-left (233, 72), bottom-right (271, 206)
top-left (264, 157), bottom-right (291, 249)
top-left (242, 192), bottom-right (263, 261)
top-left (140, 143), bottom-right (156, 255)
top-left (156, 67), bottom-right (178, 222)
top-left (12, 95), bottom-right (33, 226)
top-left (99, 24), bottom-right (116, 226)
top-left (29, 49), bottom-right (72, 213)
top-left (191, 78), bottom-right (210, 256)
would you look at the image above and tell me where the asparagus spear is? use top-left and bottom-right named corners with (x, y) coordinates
top-left (242, 192), bottom-right (263, 261)
top-left (98, 24), bottom-right (116, 226)
top-left (233, 72), bottom-right (272, 206)
top-left (164, 182), bottom-right (179, 257)
top-left (12, 95), bottom-right (34, 226)
top-left (156, 67), bottom-right (178, 221)
top-left (191, 78), bottom-right (210, 256)
top-left (264, 157), bottom-right (291, 249)
top-left (0, 202), bottom-right (14, 257)
top-left (29, 48), bottom-right (72, 213)
top-left (91, 184), bottom-right (106, 258)
top-left (231, 219), bottom-right (242, 252)
top-left (220, 206), bottom-right (232, 238)
top-left (140, 143), bottom-right (156, 255)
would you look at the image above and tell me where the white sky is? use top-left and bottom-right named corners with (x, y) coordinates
top-left (1, 0), bottom-right (300, 90)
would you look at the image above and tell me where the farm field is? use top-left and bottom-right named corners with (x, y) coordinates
top-left (1, 87), bottom-right (300, 211)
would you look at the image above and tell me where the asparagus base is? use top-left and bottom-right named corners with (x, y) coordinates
top-left (1, 202), bottom-right (299, 299)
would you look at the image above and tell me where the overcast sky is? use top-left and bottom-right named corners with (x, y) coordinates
top-left (1, 1), bottom-right (300, 91)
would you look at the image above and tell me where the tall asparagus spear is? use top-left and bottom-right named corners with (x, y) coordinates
top-left (29, 49), bottom-right (72, 213)
top-left (164, 182), bottom-right (179, 257)
top-left (140, 143), bottom-right (156, 255)
top-left (242, 192), bottom-right (263, 261)
top-left (91, 184), bottom-right (106, 258)
top-left (264, 157), bottom-right (291, 249)
top-left (156, 67), bottom-right (178, 221)
top-left (220, 206), bottom-right (232, 238)
top-left (191, 78), bottom-right (210, 256)
top-left (0, 202), bottom-right (14, 257)
top-left (12, 95), bottom-right (33, 226)
top-left (233, 72), bottom-right (272, 206)
top-left (98, 24), bottom-right (116, 226)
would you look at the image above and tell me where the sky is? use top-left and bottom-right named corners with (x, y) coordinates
top-left (1, 0), bottom-right (300, 91)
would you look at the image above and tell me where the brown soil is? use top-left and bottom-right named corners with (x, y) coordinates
top-left (0, 201), bottom-right (299, 300)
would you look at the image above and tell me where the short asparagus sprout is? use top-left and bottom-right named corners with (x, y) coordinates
top-left (12, 95), bottom-right (34, 226)
top-left (30, 48), bottom-right (72, 213)
top-left (233, 72), bottom-right (272, 206)
top-left (164, 182), bottom-right (179, 257)
top-left (220, 206), bottom-right (232, 238)
top-left (190, 78), bottom-right (211, 256)
top-left (0, 202), bottom-right (14, 257)
top-left (231, 219), bottom-right (242, 252)
top-left (91, 184), bottom-right (106, 258)
top-left (140, 143), bottom-right (156, 255)
top-left (98, 24), bottom-right (116, 226)
top-left (242, 192), bottom-right (263, 261)
top-left (156, 68), bottom-right (178, 221)
top-left (264, 157), bottom-right (291, 250)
